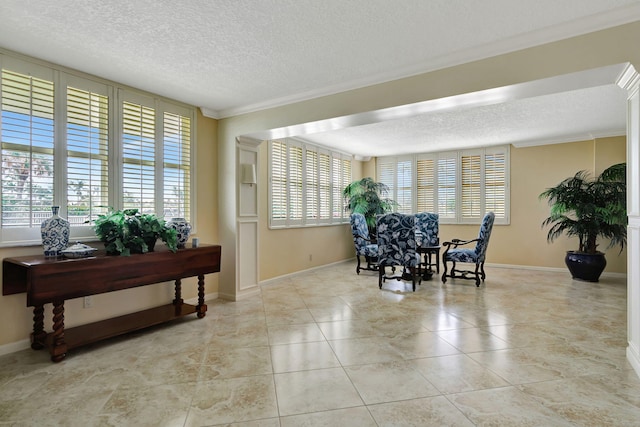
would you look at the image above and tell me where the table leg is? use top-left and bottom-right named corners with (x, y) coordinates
top-left (196, 274), bottom-right (207, 318)
top-left (50, 300), bottom-right (67, 362)
top-left (173, 279), bottom-right (184, 305)
top-left (30, 305), bottom-right (46, 350)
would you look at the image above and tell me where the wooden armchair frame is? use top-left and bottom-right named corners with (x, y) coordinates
top-left (441, 212), bottom-right (495, 287)
top-left (441, 238), bottom-right (485, 286)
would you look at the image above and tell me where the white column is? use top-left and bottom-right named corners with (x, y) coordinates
top-left (218, 135), bottom-right (261, 301)
top-left (235, 137), bottom-right (260, 299)
top-left (620, 64), bottom-right (640, 377)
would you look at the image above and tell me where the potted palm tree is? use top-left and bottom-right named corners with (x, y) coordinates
top-left (343, 177), bottom-right (397, 237)
top-left (539, 162), bottom-right (626, 282)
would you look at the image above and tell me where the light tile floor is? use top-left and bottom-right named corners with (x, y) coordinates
top-left (2, 262), bottom-right (640, 426)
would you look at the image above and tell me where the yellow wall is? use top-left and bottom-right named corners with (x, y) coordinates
top-left (256, 136), bottom-right (627, 282)
top-left (0, 109), bottom-right (219, 349)
top-left (257, 143), bottom-right (362, 279)
top-left (216, 22), bottom-right (640, 283)
top-left (440, 137), bottom-right (626, 272)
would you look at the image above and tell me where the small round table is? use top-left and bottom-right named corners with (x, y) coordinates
top-left (417, 245), bottom-right (441, 279)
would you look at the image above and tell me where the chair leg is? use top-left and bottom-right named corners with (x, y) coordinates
top-left (378, 266), bottom-right (384, 289)
top-left (356, 255), bottom-right (362, 275)
top-left (409, 266), bottom-right (420, 292)
top-left (474, 263), bottom-right (481, 287)
top-left (441, 254), bottom-right (448, 283)
top-left (480, 262), bottom-right (486, 281)
top-left (367, 255), bottom-right (379, 271)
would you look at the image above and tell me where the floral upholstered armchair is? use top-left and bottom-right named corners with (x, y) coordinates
top-left (376, 213), bottom-right (422, 291)
top-left (441, 212), bottom-right (495, 287)
top-left (415, 212), bottom-right (440, 275)
top-left (414, 212), bottom-right (439, 247)
top-left (350, 213), bottom-right (378, 274)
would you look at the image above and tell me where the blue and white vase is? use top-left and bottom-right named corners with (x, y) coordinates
top-left (41, 206), bottom-right (70, 257)
top-left (167, 217), bottom-right (191, 248)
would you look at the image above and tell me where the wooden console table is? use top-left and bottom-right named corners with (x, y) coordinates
top-left (2, 244), bottom-right (221, 362)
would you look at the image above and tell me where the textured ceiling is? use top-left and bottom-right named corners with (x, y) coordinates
top-left (0, 1), bottom-right (639, 156)
top-left (295, 80), bottom-right (628, 157)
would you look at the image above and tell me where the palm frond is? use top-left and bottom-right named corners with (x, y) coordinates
top-left (539, 163), bottom-right (626, 254)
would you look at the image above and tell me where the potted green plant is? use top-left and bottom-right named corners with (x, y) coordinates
top-left (343, 177), bottom-right (397, 237)
top-left (539, 162), bottom-right (626, 282)
top-left (92, 208), bottom-right (178, 256)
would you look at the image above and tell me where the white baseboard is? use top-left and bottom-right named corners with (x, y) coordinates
top-left (0, 338), bottom-right (30, 357)
top-left (627, 344), bottom-right (640, 379)
top-left (217, 288), bottom-right (261, 302)
top-left (259, 259), bottom-right (353, 286)
top-left (185, 291), bottom-right (219, 305)
top-left (486, 262), bottom-right (627, 279)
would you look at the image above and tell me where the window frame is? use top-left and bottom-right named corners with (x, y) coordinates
top-left (268, 138), bottom-right (352, 229)
top-left (377, 145), bottom-right (510, 225)
top-left (0, 52), bottom-right (196, 247)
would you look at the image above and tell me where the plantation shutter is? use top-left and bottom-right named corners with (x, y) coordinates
top-left (288, 143), bottom-right (303, 223)
top-left (461, 151), bottom-right (482, 220)
top-left (163, 110), bottom-right (191, 220)
top-left (122, 98), bottom-right (156, 214)
top-left (1, 67), bottom-right (55, 229)
top-left (438, 154), bottom-right (457, 219)
top-left (305, 148), bottom-right (318, 222)
top-left (270, 140), bottom-right (287, 224)
top-left (66, 83), bottom-right (109, 226)
top-left (341, 157), bottom-right (351, 220)
top-left (416, 156), bottom-right (435, 212)
top-left (318, 151), bottom-right (330, 222)
top-left (437, 153), bottom-right (457, 220)
top-left (396, 158), bottom-right (413, 213)
top-left (485, 148), bottom-right (507, 219)
top-left (377, 157), bottom-right (395, 208)
top-left (331, 155), bottom-right (342, 221)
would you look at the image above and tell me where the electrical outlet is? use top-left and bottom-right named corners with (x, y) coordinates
top-left (83, 296), bottom-right (93, 308)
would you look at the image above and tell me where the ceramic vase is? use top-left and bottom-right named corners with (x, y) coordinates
top-left (41, 206), bottom-right (70, 257)
top-left (167, 217), bottom-right (191, 248)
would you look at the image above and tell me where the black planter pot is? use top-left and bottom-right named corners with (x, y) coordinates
top-left (565, 251), bottom-right (607, 282)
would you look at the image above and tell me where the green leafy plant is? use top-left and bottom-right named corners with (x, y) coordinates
top-left (539, 162), bottom-right (627, 254)
top-left (92, 208), bottom-right (178, 256)
top-left (343, 177), bottom-right (398, 235)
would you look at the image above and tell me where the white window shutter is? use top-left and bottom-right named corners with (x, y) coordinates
top-left (66, 85), bottom-right (110, 226)
top-left (121, 98), bottom-right (156, 214)
top-left (461, 151), bottom-right (482, 220)
top-left (1, 69), bottom-right (55, 229)
top-left (162, 111), bottom-right (191, 220)
top-left (416, 156), bottom-right (435, 213)
top-left (437, 154), bottom-right (457, 220)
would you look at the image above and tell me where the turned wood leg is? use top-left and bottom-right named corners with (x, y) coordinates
top-left (441, 254), bottom-right (449, 283)
top-left (196, 274), bottom-right (207, 318)
top-left (173, 279), bottom-right (184, 305)
top-left (30, 305), bottom-right (46, 350)
top-left (50, 300), bottom-right (67, 362)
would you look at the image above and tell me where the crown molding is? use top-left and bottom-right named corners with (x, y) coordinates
top-left (214, 6), bottom-right (640, 119)
top-left (511, 129), bottom-right (627, 148)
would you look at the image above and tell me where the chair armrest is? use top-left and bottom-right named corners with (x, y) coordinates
top-left (354, 233), bottom-right (374, 243)
top-left (442, 238), bottom-right (479, 249)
